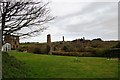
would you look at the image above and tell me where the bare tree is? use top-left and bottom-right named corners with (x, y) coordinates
top-left (0, 0), bottom-right (54, 50)
top-left (0, 0), bottom-right (53, 38)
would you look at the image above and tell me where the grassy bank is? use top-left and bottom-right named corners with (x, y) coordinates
top-left (2, 52), bottom-right (32, 78)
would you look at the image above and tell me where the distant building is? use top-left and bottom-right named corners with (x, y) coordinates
top-left (2, 43), bottom-right (11, 52)
top-left (4, 35), bottom-right (19, 50)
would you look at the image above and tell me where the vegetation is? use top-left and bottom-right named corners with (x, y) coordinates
top-left (18, 40), bottom-right (119, 57)
top-left (113, 42), bottom-right (120, 48)
top-left (2, 52), bottom-right (32, 78)
top-left (17, 43), bottom-right (47, 54)
top-left (5, 51), bottom-right (118, 78)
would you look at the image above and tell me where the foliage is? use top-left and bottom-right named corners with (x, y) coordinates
top-left (113, 42), bottom-right (120, 48)
top-left (92, 38), bottom-right (103, 41)
top-left (62, 46), bottom-right (70, 52)
top-left (104, 41), bottom-right (120, 58)
top-left (17, 46), bottom-right (28, 52)
top-left (52, 48), bottom-right (108, 57)
top-left (19, 41), bottom-right (119, 57)
top-left (52, 51), bottom-right (100, 57)
top-left (27, 44), bottom-right (46, 54)
top-left (34, 47), bottom-right (41, 54)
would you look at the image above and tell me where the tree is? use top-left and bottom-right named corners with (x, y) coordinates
top-left (0, 0), bottom-right (54, 50)
top-left (113, 42), bottom-right (120, 48)
top-left (92, 38), bottom-right (103, 41)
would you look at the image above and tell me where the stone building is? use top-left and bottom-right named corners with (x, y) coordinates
top-left (4, 35), bottom-right (19, 50)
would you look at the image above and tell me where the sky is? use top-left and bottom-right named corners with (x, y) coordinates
top-left (20, 0), bottom-right (119, 43)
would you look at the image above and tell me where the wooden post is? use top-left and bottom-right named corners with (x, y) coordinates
top-left (47, 34), bottom-right (52, 54)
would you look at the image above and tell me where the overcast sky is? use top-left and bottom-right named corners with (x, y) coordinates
top-left (20, 0), bottom-right (119, 43)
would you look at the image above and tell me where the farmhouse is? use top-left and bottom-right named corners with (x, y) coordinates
top-left (4, 35), bottom-right (19, 50)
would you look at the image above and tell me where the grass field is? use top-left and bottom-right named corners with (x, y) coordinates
top-left (8, 51), bottom-right (118, 78)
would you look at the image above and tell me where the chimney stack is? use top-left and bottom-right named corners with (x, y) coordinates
top-left (47, 34), bottom-right (52, 54)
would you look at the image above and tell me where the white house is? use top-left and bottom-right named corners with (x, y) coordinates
top-left (2, 43), bottom-right (11, 52)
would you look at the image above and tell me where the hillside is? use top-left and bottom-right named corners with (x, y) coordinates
top-left (18, 40), bottom-right (119, 57)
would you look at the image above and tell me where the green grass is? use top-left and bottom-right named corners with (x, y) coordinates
top-left (2, 52), bottom-right (32, 78)
top-left (8, 51), bottom-right (118, 78)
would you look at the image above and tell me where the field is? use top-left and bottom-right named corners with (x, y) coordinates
top-left (6, 51), bottom-right (118, 78)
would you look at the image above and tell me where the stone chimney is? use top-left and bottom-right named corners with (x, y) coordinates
top-left (47, 34), bottom-right (52, 55)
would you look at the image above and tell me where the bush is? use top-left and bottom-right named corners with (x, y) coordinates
top-left (62, 46), bottom-right (69, 52)
top-left (105, 49), bottom-right (120, 58)
top-left (62, 45), bottom-right (78, 52)
top-left (113, 42), bottom-right (120, 48)
top-left (27, 44), bottom-right (46, 54)
top-left (34, 47), bottom-right (41, 54)
top-left (54, 48), bottom-right (107, 57)
top-left (17, 46), bottom-right (28, 52)
top-left (52, 51), bottom-right (92, 57)
top-left (89, 48), bottom-right (107, 57)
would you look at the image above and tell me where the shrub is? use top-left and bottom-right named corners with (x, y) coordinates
top-left (113, 42), bottom-right (120, 48)
top-left (62, 46), bottom-right (69, 52)
top-left (105, 49), bottom-right (120, 58)
top-left (89, 48), bottom-right (107, 57)
top-left (17, 46), bottom-right (28, 52)
top-left (34, 47), bottom-right (41, 54)
top-left (27, 44), bottom-right (46, 54)
top-left (52, 51), bottom-right (91, 57)
top-left (62, 45), bottom-right (78, 52)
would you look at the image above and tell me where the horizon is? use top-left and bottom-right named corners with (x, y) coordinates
top-left (20, 36), bottom-right (119, 43)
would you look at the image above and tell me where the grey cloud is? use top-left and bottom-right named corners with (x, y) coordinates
top-left (54, 2), bottom-right (116, 22)
top-left (52, 2), bottom-right (117, 32)
top-left (65, 3), bottom-right (116, 28)
top-left (55, 2), bottom-right (118, 40)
